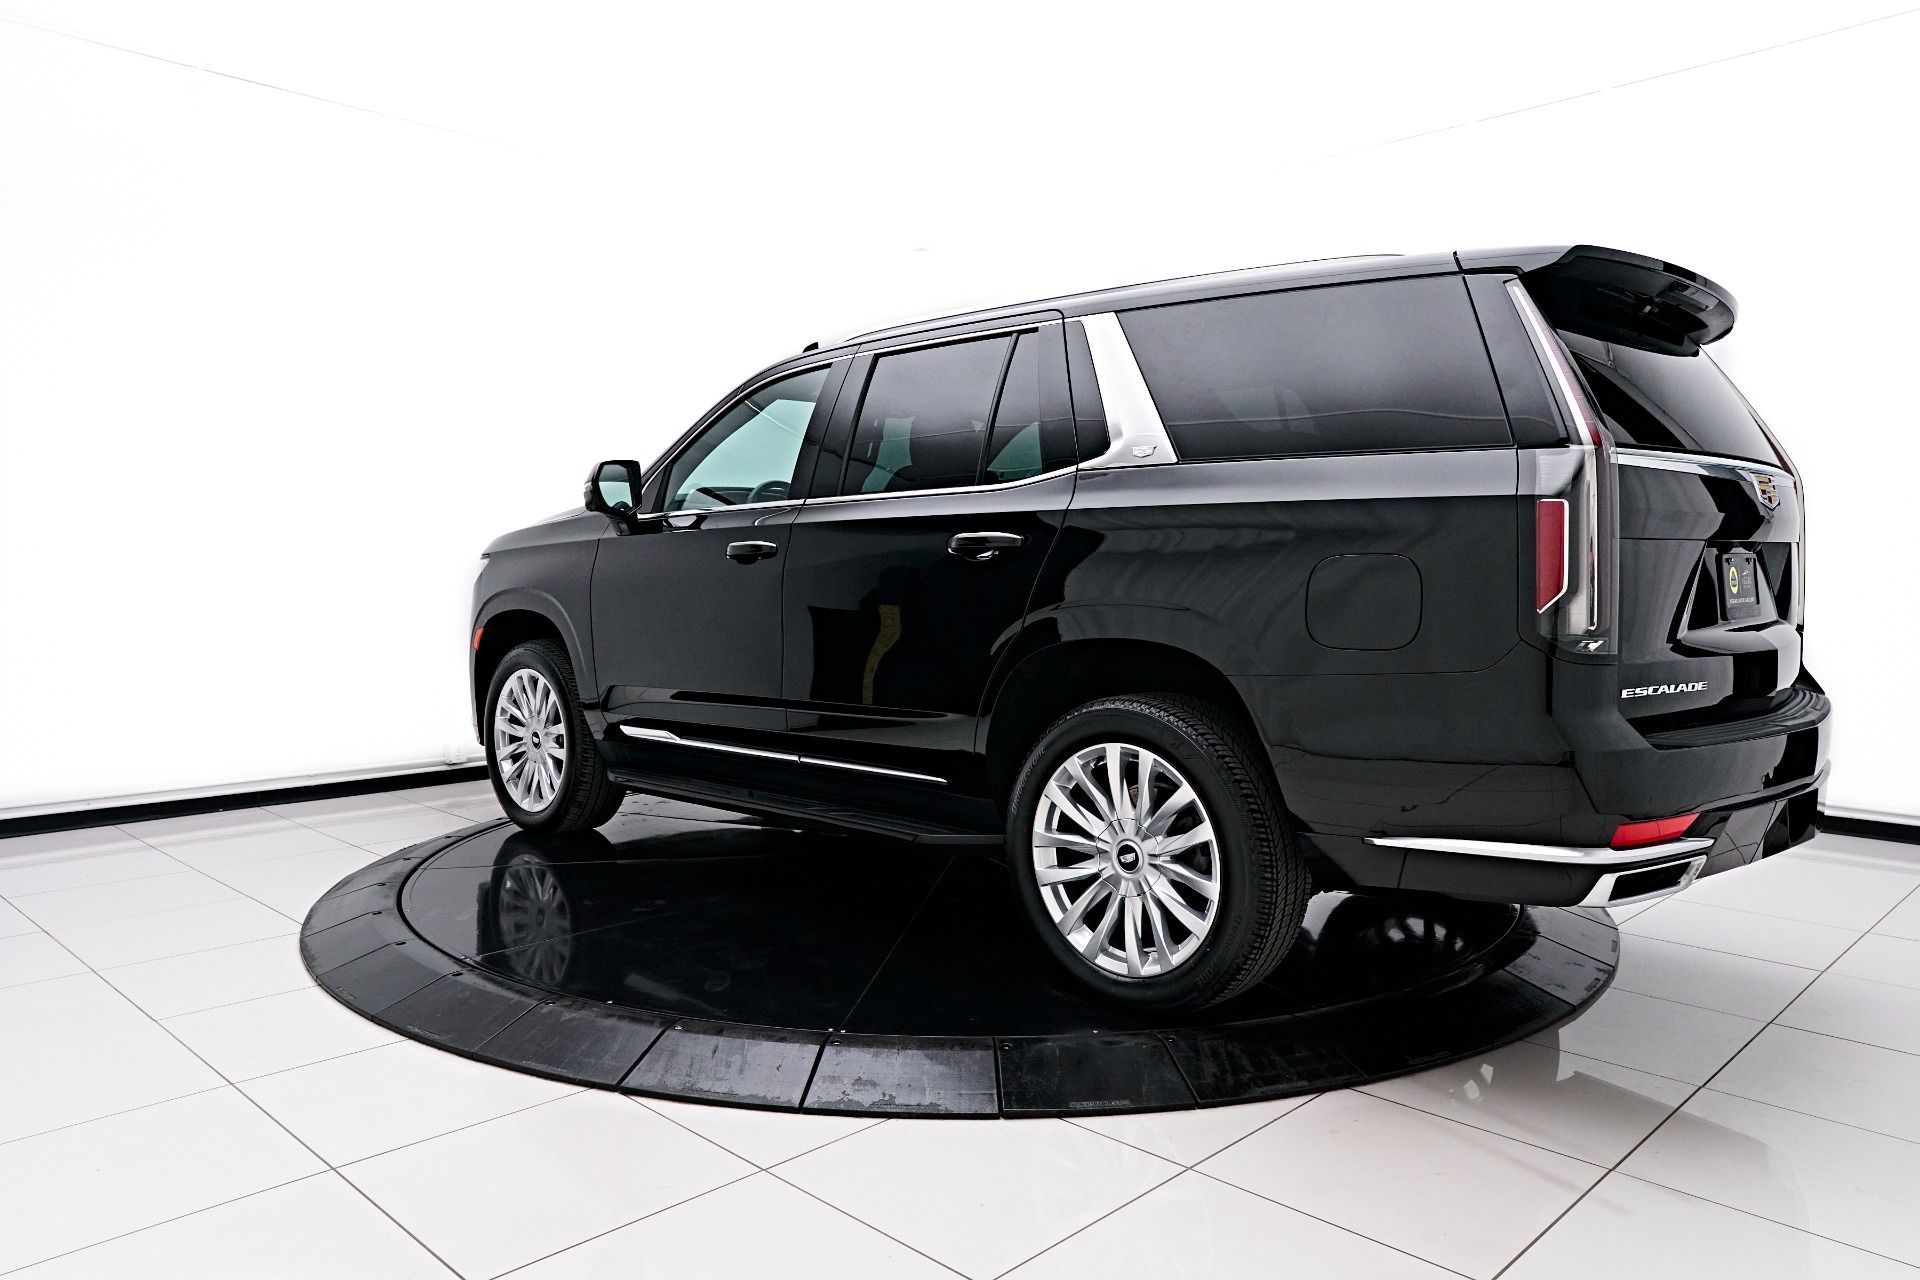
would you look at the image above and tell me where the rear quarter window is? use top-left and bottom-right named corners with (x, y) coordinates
top-left (1117, 276), bottom-right (1511, 460)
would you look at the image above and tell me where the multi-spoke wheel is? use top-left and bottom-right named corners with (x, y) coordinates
top-left (494, 853), bottom-right (574, 984)
top-left (1009, 694), bottom-right (1311, 1011)
top-left (483, 639), bottom-right (625, 833)
top-left (1032, 742), bottom-right (1221, 978)
top-left (494, 668), bottom-right (568, 813)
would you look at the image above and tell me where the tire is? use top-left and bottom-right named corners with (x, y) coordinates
top-left (1006, 694), bottom-right (1310, 1011)
top-left (484, 639), bottom-right (624, 833)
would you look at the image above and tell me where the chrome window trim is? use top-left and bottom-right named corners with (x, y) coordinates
top-left (632, 498), bottom-right (802, 520)
top-left (804, 463), bottom-right (1076, 508)
top-left (1615, 447), bottom-right (1784, 478)
top-left (1365, 833), bottom-right (1714, 866)
top-left (1076, 313), bottom-right (1178, 469)
top-left (856, 318), bottom-right (1058, 360)
top-left (617, 724), bottom-right (947, 785)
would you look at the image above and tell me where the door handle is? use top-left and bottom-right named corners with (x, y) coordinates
top-left (726, 540), bottom-right (779, 563)
top-left (948, 531), bottom-right (1025, 561)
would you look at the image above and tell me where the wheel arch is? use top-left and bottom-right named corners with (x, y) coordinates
top-left (471, 596), bottom-right (585, 739)
top-left (978, 638), bottom-right (1267, 812)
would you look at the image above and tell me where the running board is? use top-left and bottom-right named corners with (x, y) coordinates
top-left (604, 765), bottom-right (1001, 847)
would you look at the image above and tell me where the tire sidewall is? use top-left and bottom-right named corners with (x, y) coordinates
top-left (484, 644), bottom-right (584, 832)
top-left (1007, 701), bottom-right (1271, 1010)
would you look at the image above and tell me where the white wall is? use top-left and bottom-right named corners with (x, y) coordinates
top-left (2, 1), bottom-right (1914, 817)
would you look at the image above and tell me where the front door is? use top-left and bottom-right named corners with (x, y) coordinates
top-left (592, 363), bottom-right (840, 738)
top-left (781, 324), bottom-right (1076, 785)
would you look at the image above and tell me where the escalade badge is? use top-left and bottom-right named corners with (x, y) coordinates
top-left (1747, 471), bottom-right (1781, 511)
top-left (1621, 681), bottom-right (1710, 699)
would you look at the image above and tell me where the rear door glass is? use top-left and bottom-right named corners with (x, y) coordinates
top-left (1118, 276), bottom-right (1511, 460)
top-left (1561, 333), bottom-right (1780, 466)
top-left (843, 337), bottom-right (1010, 495)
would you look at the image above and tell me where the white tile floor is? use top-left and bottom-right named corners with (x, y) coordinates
top-left (0, 787), bottom-right (1917, 1278)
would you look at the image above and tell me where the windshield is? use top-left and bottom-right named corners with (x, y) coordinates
top-left (1561, 332), bottom-right (1780, 467)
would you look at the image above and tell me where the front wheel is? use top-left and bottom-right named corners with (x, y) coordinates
top-left (1006, 694), bottom-right (1310, 1011)
top-left (484, 639), bottom-right (624, 833)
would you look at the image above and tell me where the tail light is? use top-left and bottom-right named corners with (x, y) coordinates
top-left (1611, 814), bottom-right (1698, 848)
top-left (1508, 280), bottom-right (1619, 656)
top-left (1534, 499), bottom-right (1568, 611)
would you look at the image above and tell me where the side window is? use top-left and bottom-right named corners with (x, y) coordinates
top-left (663, 367), bottom-right (828, 511)
top-left (1117, 277), bottom-right (1511, 460)
top-left (983, 330), bottom-right (1076, 483)
top-left (842, 337), bottom-right (1010, 495)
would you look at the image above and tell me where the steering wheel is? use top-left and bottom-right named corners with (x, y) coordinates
top-left (746, 479), bottom-right (791, 505)
top-left (692, 485), bottom-right (739, 507)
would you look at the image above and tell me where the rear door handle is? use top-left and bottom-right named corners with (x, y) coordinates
top-left (726, 540), bottom-right (778, 563)
top-left (948, 531), bottom-right (1025, 560)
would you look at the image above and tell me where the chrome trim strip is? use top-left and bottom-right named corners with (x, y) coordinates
top-left (803, 465), bottom-right (1075, 508)
top-left (616, 725), bottom-right (947, 785)
top-left (1615, 447), bottom-right (1781, 477)
top-left (856, 318), bottom-right (1059, 358)
top-left (1364, 834), bottom-right (1715, 866)
top-left (1076, 313), bottom-right (1178, 468)
top-left (632, 499), bottom-right (800, 521)
top-left (617, 725), bottom-right (792, 762)
top-left (796, 755), bottom-right (946, 785)
top-left (1578, 855), bottom-right (1707, 908)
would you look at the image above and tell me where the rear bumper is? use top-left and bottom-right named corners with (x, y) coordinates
top-left (1314, 772), bottom-right (1824, 908)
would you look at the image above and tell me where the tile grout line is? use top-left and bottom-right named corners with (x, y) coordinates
top-left (1027, 1096), bottom-right (1481, 1280)
top-left (1489, 878), bottom-right (1920, 1277)
top-left (1597, 1169), bottom-right (1920, 1273)
top-left (0, 910), bottom-right (470, 1277)
top-left (761, 1165), bottom-right (979, 1280)
top-left (1, 824), bottom-right (474, 1278)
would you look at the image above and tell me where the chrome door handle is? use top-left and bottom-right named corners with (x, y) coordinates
top-left (948, 531), bottom-right (1025, 560)
top-left (726, 540), bottom-right (778, 563)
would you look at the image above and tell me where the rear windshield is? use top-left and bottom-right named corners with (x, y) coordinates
top-left (1561, 332), bottom-right (1779, 467)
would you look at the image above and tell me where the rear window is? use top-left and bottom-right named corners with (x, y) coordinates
top-left (1561, 333), bottom-right (1780, 466)
top-left (1117, 276), bottom-right (1510, 460)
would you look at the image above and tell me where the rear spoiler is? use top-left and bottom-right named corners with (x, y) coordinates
top-left (1456, 244), bottom-right (1736, 356)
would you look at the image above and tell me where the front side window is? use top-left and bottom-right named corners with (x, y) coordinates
top-left (663, 367), bottom-right (828, 511)
top-left (842, 337), bottom-right (1010, 495)
top-left (1118, 277), bottom-right (1511, 460)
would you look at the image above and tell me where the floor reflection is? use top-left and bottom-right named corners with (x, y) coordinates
top-left (400, 812), bottom-right (1529, 1036)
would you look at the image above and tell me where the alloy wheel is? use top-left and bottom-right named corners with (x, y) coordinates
top-left (493, 667), bottom-right (568, 812)
top-left (1031, 741), bottom-right (1222, 978)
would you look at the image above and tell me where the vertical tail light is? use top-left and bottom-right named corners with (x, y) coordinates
top-left (1535, 498), bottom-right (1569, 612)
top-left (1508, 280), bottom-right (1619, 656)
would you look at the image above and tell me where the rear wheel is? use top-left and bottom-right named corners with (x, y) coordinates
top-left (1007, 694), bottom-right (1310, 1011)
top-left (485, 639), bottom-right (624, 833)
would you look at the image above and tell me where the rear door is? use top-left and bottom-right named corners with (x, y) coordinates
top-left (1518, 249), bottom-right (1806, 729)
top-left (780, 322), bottom-right (1075, 787)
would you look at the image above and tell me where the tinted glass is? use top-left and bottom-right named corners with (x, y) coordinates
top-left (1562, 334), bottom-right (1780, 466)
top-left (983, 331), bottom-right (1075, 483)
top-left (664, 367), bottom-right (827, 511)
top-left (1119, 277), bottom-right (1511, 459)
top-left (843, 337), bottom-right (1010, 495)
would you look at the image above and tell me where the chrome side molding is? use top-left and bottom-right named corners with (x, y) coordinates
top-left (1364, 833), bottom-right (1715, 866)
top-left (616, 724), bottom-right (947, 786)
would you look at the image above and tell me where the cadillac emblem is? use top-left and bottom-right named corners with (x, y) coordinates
top-left (1747, 471), bottom-right (1781, 511)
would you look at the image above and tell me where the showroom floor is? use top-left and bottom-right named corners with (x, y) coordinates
top-left (2, 783), bottom-right (1919, 1278)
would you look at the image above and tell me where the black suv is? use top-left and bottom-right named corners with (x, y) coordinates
top-left (472, 245), bottom-right (1828, 1011)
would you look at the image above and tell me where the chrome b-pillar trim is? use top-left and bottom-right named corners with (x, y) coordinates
top-left (1075, 313), bottom-right (1178, 469)
top-left (1364, 834), bottom-right (1715, 866)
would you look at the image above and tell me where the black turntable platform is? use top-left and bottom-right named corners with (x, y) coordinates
top-left (301, 798), bottom-right (1617, 1117)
